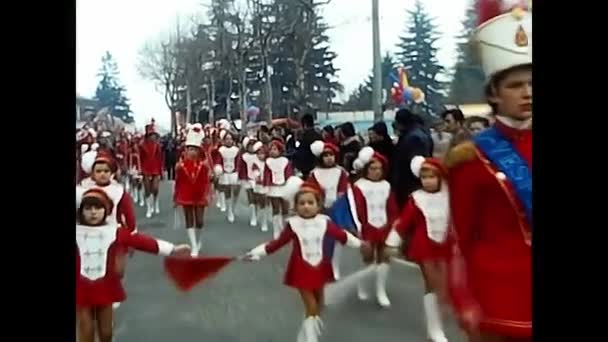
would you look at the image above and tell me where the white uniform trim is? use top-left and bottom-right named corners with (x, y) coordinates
top-left (288, 215), bottom-right (328, 266)
top-left (411, 187), bottom-right (450, 243)
top-left (76, 224), bottom-right (119, 281)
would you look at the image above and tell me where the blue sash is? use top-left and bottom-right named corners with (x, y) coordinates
top-left (324, 194), bottom-right (358, 257)
top-left (473, 126), bottom-right (533, 227)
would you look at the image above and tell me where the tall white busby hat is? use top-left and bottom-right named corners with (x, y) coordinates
top-left (185, 123), bottom-right (205, 147)
top-left (475, 0), bottom-right (532, 79)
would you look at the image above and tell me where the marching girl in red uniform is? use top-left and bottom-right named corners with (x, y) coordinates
top-left (140, 121), bottom-right (164, 218)
top-left (239, 136), bottom-right (261, 227)
top-left (213, 130), bottom-right (241, 223)
top-left (128, 134), bottom-right (145, 207)
top-left (115, 131), bottom-right (130, 189)
top-left (384, 156), bottom-right (450, 342)
top-left (307, 140), bottom-right (350, 279)
top-left (173, 124), bottom-right (211, 257)
top-left (244, 181), bottom-right (370, 342)
top-left (264, 139), bottom-right (294, 238)
top-left (251, 142), bottom-right (269, 232)
top-left (76, 188), bottom-right (190, 342)
top-left (349, 146), bottom-right (399, 308)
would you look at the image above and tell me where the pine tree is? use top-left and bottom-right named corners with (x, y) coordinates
top-left (94, 51), bottom-right (134, 123)
top-left (343, 53), bottom-right (396, 111)
top-left (395, 0), bottom-right (447, 116)
top-left (448, 0), bottom-right (485, 104)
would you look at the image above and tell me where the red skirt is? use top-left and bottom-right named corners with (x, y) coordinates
top-left (76, 274), bottom-right (126, 308)
top-left (406, 226), bottom-right (448, 262)
top-left (362, 225), bottom-right (390, 245)
top-left (283, 259), bottom-right (335, 291)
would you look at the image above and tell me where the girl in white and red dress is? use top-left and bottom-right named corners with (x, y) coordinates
top-left (308, 140), bottom-right (349, 279)
top-left (251, 142), bottom-right (269, 232)
top-left (174, 124), bottom-right (211, 257)
top-left (264, 139), bottom-right (294, 238)
top-left (76, 188), bottom-right (190, 342)
top-left (350, 146), bottom-right (399, 308)
top-left (213, 130), bottom-right (241, 223)
top-left (128, 134), bottom-right (145, 207)
top-left (140, 121), bottom-right (164, 218)
top-left (238, 136), bottom-right (260, 227)
top-left (244, 181), bottom-right (370, 342)
top-left (384, 156), bottom-right (450, 342)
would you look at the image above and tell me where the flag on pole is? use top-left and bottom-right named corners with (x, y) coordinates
top-left (164, 256), bottom-right (236, 292)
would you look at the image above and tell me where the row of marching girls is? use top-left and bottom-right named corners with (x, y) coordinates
top-left (301, 138), bottom-right (453, 341)
top-left (76, 149), bottom-right (192, 342)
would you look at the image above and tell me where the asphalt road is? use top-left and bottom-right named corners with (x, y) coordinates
top-left (114, 181), bottom-right (465, 342)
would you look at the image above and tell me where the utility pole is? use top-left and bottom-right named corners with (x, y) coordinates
top-left (371, 0), bottom-right (383, 121)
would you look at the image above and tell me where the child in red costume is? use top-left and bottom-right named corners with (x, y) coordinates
top-left (140, 121), bottom-right (164, 218)
top-left (213, 130), bottom-right (241, 223)
top-left (173, 124), bottom-right (211, 257)
top-left (239, 137), bottom-right (264, 227)
top-left (128, 135), bottom-right (145, 207)
top-left (307, 140), bottom-right (349, 279)
top-left (244, 181), bottom-right (370, 342)
top-left (76, 188), bottom-right (190, 342)
top-left (385, 156), bottom-right (450, 342)
top-left (350, 146), bottom-right (399, 308)
top-left (251, 142), bottom-right (269, 232)
top-left (264, 139), bottom-right (294, 238)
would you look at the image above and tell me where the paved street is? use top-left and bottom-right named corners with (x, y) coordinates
top-left (114, 181), bottom-right (465, 342)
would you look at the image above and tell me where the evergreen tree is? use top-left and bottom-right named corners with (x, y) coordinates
top-left (448, 0), bottom-right (485, 104)
top-left (343, 53), bottom-right (396, 111)
top-left (95, 51), bottom-right (134, 123)
top-left (395, 0), bottom-right (447, 116)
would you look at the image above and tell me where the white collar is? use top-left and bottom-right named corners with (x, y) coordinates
top-left (496, 116), bottom-right (532, 130)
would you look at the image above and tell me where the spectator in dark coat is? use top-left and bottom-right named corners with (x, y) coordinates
top-left (163, 136), bottom-right (177, 180)
top-left (368, 122), bottom-right (395, 170)
top-left (293, 114), bottom-right (323, 178)
top-left (390, 108), bottom-right (434, 208)
top-left (338, 122), bottom-right (362, 180)
top-left (441, 108), bottom-right (471, 147)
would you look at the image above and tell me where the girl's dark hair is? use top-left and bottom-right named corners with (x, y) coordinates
top-left (340, 122), bottom-right (356, 138)
top-left (77, 196), bottom-right (108, 224)
top-left (441, 109), bottom-right (465, 123)
top-left (361, 159), bottom-right (386, 180)
top-left (322, 125), bottom-right (334, 135)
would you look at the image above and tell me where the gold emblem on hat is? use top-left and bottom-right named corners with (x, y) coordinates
top-left (515, 25), bottom-right (528, 47)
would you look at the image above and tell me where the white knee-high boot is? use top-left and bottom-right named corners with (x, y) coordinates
top-left (154, 195), bottom-right (160, 214)
top-left (272, 214), bottom-right (283, 239)
top-left (258, 206), bottom-right (268, 232)
top-left (424, 293), bottom-right (448, 342)
top-left (227, 198), bottom-right (235, 223)
top-left (357, 264), bottom-right (373, 301)
top-left (332, 244), bottom-right (342, 280)
top-left (249, 204), bottom-right (257, 227)
top-left (139, 189), bottom-right (145, 207)
top-left (303, 316), bottom-right (322, 342)
top-left (146, 196), bottom-right (153, 218)
top-left (186, 228), bottom-right (198, 257)
top-left (220, 192), bottom-right (227, 212)
top-left (376, 263), bottom-right (391, 308)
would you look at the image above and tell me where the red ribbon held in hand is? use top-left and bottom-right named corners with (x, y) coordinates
top-left (164, 256), bottom-right (237, 292)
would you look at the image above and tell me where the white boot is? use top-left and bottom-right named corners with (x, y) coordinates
top-left (296, 319), bottom-right (306, 342)
top-left (332, 244), bottom-right (342, 280)
top-left (303, 316), bottom-right (320, 342)
top-left (196, 228), bottom-right (203, 253)
top-left (132, 186), bottom-right (138, 203)
top-left (249, 204), bottom-right (257, 227)
top-left (139, 189), bottom-right (145, 207)
top-left (125, 180), bottom-right (131, 193)
top-left (376, 263), bottom-right (391, 308)
top-left (112, 302), bottom-right (121, 310)
top-left (357, 268), bottom-right (370, 301)
top-left (186, 228), bottom-right (198, 257)
top-left (424, 293), bottom-right (448, 342)
top-left (272, 214), bottom-right (283, 239)
top-left (146, 196), bottom-right (153, 218)
top-left (154, 196), bottom-right (160, 214)
top-left (220, 192), bottom-right (227, 212)
top-left (227, 199), bottom-right (235, 223)
top-left (259, 206), bottom-right (268, 232)
top-left (215, 190), bottom-right (222, 209)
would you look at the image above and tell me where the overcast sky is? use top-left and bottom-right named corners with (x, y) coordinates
top-left (77, 0), bottom-right (470, 129)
